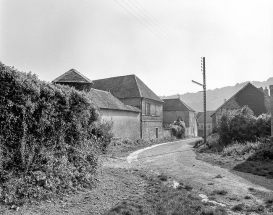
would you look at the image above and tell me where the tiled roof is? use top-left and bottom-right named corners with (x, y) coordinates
top-left (92, 75), bottom-right (163, 103)
top-left (86, 89), bottom-right (140, 113)
top-left (197, 111), bottom-right (215, 123)
top-left (163, 98), bottom-right (195, 112)
top-left (52, 69), bottom-right (92, 83)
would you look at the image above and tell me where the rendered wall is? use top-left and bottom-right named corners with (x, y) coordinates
top-left (100, 109), bottom-right (140, 140)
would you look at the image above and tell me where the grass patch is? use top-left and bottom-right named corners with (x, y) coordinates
top-left (105, 172), bottom-right (227, 215)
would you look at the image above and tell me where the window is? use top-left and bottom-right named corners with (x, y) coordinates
top-left (145, 102), bottom-right (151, 115)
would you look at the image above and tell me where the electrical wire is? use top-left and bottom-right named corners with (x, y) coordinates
top-left (130, 0), bottom-right (196, 58)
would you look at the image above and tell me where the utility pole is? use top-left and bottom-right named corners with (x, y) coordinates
top-left (192, 57), bottom-right (207, 144)
top-left (202, 57), bottom-right (206, 144)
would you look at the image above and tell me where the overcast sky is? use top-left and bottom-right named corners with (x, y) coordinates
top-left (1, 0), bottom-right (272, 96)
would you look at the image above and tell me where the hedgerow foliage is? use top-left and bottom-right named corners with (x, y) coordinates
top-left (214, 106), bottom-right (271, 145)
top-left (0, 62), bottom-right (112, 204)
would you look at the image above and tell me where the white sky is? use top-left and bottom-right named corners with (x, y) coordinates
top-left (1, 0), bottom-right (272, 96)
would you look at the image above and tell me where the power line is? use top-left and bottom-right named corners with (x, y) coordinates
top-left (132, 0), bottom-right (197, 60)
top-left (122, 0), bottom-right (187, 54)
top-left (115, 0), bottom-right (185, 54)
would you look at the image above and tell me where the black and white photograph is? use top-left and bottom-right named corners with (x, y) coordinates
top-left (0, 0), bottom-right (273, 214)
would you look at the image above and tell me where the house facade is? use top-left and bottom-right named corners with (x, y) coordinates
top-left (196, 111), bottom-right (214, 137)
top-left (52, 69), bottom-right (141, 140)
top-left (92, 75), bottom-right (164, 140)
top-left (211, 83), bottom-right (271, 129)
top-left (163, 98), bottom-right (198, 137)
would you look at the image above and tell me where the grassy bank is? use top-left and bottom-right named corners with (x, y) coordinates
top-left (104, 170), bottom-right (227, 215)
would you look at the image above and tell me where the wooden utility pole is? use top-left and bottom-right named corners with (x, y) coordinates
top-left (202, 57), bottom-right (206, 144)
top-left (192, 57), bottom-right (207, 143)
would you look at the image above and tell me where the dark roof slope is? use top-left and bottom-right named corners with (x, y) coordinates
top-left (86, 89), bottom-right (140, 112)
top-left (163, 98), bottom-right (195, 112)
top-left (92, 75), bottom-right (163, 103)
top-left (211, 83), bottom-right (266, 116)
top-left (196, 112), bottom-right (203, 119)
top-left (197, 111), bottom-right (215, 123)
top-left (52, 69), bottom-right (92, 83)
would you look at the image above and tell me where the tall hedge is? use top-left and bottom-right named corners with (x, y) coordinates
top-left (0, 62), bottom-right (112, 204)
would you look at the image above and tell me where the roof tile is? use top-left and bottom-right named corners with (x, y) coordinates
top-left (163, 98), bottom-right (195, 111)
top-left (92, 75), bottom-right (163, 103)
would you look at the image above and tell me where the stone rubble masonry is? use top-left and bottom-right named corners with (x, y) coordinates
top-left (270, 85), bottom-right (273, 136)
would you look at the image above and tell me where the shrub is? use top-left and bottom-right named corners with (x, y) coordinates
top-left (206, 134), bottom-right (220, 149)
top-left (171, 118), bottom-right (186, 139)
top-left (216, 106), bottom-right (271, 146)
top-left (0, 62), bottom-right (112, 204)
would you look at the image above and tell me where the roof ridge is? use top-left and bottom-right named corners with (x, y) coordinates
top-left (211, 82), bottom-right (253, 116)
top-left (52, 70), bottom-right (70, 83)
top-left (92, 74), bottom-right (135, 82)
top-left (52, 68), bottom-right (92, 83)
top-left (133, 75), bottom-right (143, 97)
top-left (70, 69), bottom-right (92, 83)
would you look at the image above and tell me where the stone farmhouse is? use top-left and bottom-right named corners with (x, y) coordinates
top-left (211, 83), bottom-right (271, 129)
top-left (163, 98), bottom-right (198, 137)
top-left (53, 70), bottom-right (166, 140)
top-left (196, 111), bottom-right (214, 137)
top-left (92, 75), bottom-right (164, 140)
top-left (53, 69), bottom-right (141, 140)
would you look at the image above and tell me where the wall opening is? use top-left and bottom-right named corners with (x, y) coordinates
top-left (156, 127), bottom-right (159, 138)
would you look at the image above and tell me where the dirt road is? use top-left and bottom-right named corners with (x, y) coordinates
top-left (129, 138), bottom-right (273, 209)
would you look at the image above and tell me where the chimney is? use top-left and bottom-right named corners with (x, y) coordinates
top-left (270, 85), bottom-right (273, 136)
top-left (264, 87), bottom-right (269, 97)
top-left (259, 87), bottom-right (263, 92)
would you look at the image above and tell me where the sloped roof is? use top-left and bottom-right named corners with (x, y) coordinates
top-left (196, 112), bottom-right (203, 119)
top-left (163, 98), bottom-right (195, 112)
top-left (197, 111), bottom-right (215, 123)
top-left (92, 75), bottom-right (163, 103)
top-left (211, 82), bottom-right (255, 116)
top-left (86, 89), bottom-right (140, 113)
top-left (52, 69), bottom-right (92, 84)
